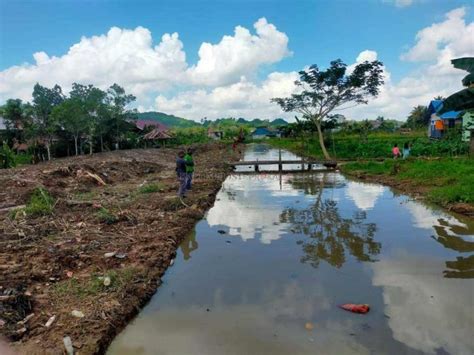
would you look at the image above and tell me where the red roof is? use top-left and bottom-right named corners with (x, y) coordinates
top-left (135, 120), bottom-right (168, 131)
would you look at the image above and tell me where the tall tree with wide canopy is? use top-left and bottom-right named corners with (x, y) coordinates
top-left (272, 59), bottom-right (384, 159)
top-left (105, 84), bottom-right (136, 149)
top-left (31, 83), bottom-right (65, 160)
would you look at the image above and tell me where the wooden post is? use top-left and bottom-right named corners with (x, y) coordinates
top-left (308, 163), bottom-right (312, 171)
top-left (301, 161), bottom-right (304, 171)
top-left (278, 148), bottom-right (282, 172)
top-left (255, 164), bottom-right (259, 172)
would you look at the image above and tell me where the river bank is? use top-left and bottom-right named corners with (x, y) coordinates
top-left (0, 143), bottom-right (239, 354)
top-left (267, 139), bottom-right (474, 217)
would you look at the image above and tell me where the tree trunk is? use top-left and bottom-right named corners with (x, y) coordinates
top-left (74, 136), bottom-right (78, 156)
top-left (100, 136), bottom-right (104, 152)
top-left (46, 142), bottom-right (51, 161)
top-left (315, 121), bottom-right (331, 160)
top-left (89, 134), bottom-right (93, 155)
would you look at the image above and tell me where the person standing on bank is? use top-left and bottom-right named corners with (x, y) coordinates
top-left (176, 150), bottom-right (187, 198)
top-left (184, 148), bottom-right (195, 190)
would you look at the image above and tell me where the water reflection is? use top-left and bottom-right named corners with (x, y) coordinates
top-left (372, 254), bottom-right (474, 355)
top-left (281, 199), bottom-right (380, 268)
top-left (406, 201), bottom-right (474, 279)
top-left (180, 230), bottom-right (199, 261)
top-left (345, 181), bottom-right (385, 211)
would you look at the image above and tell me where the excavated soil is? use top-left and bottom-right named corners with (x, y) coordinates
top-left (0, 143), bottom-right (240, 354)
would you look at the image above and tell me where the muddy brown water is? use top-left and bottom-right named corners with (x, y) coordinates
top-left (108, 144), bottom-right (474, 355)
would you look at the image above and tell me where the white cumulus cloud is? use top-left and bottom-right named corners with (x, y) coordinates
top-left (187, 18), bottom-right (291, 86)
top-left (154, 71), bottom-right (299, 120)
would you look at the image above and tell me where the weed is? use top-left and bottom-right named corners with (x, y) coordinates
top-left (96, 207), bottom-right (119, 224)
top-left (138, 182), bottom-right (164, 194)
top-left (53, 268), bottom-right (136, 299)
top-left (23, 187), bottom-right (55, 216)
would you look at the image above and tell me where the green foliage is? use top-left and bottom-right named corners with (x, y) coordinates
top-left (24, 187), bottom-right (55, 216)
top-left (404, 105), bottom-right (429, 129)
top-left (270, 133), bottom-right (468, 160)
top-left (138, 182), bottom-right (164, 194)
top-left (0, 142), bottom-right (17, 168)
top-left (96, 207), bottom-right (119, 224)
top-left (171, 127), bottom-right (209, 145)
top-left (272, 59), bottom-right (385, 158)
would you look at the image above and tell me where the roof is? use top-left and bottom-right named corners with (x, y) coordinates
top-left (253, 127), bottom-right (275, 135)
top-left (135, 120), bottom-right (168, 131)
top-left (144, 128), bottom-right (173, 140)
top-left (427, 100), bottom-right (443, 115)
top-left (439, 110), bottom-right (463, 119)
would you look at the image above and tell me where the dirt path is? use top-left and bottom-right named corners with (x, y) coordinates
top-left (0, 143), bottom-right (240, 354)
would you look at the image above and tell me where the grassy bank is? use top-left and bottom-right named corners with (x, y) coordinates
top-left (268, 134), bottom-right (469, 160)
top-left (342, 158), bottom-right (474, 208)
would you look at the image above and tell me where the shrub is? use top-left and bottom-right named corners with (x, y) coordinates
top-left (24, 187), bottom-right (55, 216)
top-left (138, 182), bottom-right (164, 194)
top-left (0, 143), bottom-right (16, 169)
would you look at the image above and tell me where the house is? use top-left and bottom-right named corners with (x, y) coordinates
top-left (134, 120), bottom-right (168, 132)
top-left (427, 100), bottom-right (463, 139)
top-left (207, 128), bottom-right (224, 140)
top-left (251, 127), bottom-right (280, 139)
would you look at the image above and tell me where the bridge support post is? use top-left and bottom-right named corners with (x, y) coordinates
top-left (308, 163), bottom-right (312, 171)
top-left (255, 164), bottom-right (259, 172)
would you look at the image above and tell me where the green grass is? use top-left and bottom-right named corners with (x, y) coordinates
top-left (269, 134), bottom-right (469, 160)
top-left (53, 268), bottom-right (135, 299)
top-left (21, 187), bottom-right (55, 216)
top-left (342, 158), bottom-right (474, 205)
top-left (96, 207), bottom-right (119, 224)
top-left (138, 182), bottom-right (164, 194)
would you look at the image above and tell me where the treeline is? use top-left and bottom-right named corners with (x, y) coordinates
top-left (1, 83), bottom-right (136, 162)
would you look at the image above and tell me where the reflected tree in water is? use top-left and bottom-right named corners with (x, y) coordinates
top-left (280, 199), bottom-right (380, 268)
top-left (431, 220), bottom-right (474, 279)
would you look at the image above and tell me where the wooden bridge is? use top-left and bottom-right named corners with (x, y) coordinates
top-left (230, 159), bottom-right (337, 172)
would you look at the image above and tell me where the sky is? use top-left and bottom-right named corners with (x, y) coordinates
top-left (0, 0), bottom-right (473, 121)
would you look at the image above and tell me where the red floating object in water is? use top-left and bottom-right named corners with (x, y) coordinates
top-left (339, 304), bottom-right (370, 314)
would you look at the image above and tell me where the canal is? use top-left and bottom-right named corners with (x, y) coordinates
top-left (108, 144), bottom-right (474, 355)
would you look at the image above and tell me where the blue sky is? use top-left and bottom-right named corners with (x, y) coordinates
top-left (1, 0), bottom-right (473, 120)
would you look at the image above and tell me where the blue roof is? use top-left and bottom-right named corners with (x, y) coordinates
top-left (253, 127), bottom-right (274, 135)
top-left (440, 110), bottom-right (462, 119)
top-left (428, 100), bottom-right (443, 114)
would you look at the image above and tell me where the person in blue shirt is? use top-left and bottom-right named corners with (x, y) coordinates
top-left (176, 150), bottom-right (187, 197)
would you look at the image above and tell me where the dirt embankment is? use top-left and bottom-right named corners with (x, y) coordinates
top-left (0, 143), bottom-right (239, 354)
top-left (340, 167), bottom-right (474, 218)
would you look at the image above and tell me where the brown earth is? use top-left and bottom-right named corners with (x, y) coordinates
top-left (0, 143), bottom-right (240, 354)
top-left (340, 168), bottom-right (474, 218)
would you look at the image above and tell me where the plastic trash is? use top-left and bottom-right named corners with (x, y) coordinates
top-left (339, 304), bottom-right (370, 314)
top-left (63, 336), bottom-right (74, 355)
top-left (71, 310), bottom-right (84, 318)
top-left (103, 276), bottom-right (111, 286)
top-left (104, 252), bottom-right (116, 258)
top-left (305, 322), bottom-right (314, 330)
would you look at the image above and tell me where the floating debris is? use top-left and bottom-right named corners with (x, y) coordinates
top-left (339, 304), bottom-right (370, 314)
top-left (305, 322), bottom-right (314, 330)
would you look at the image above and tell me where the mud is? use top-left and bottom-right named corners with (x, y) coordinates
top-left (0, 143), bottom-right (239, 354)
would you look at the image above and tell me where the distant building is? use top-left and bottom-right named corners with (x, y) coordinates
top-left (251, 127), bottom-right (280, 139)
top-left (134, 120), bottom-right (168, 132)
top-left (207, 128), bottom-right (224, 140)
top-left (427, 100), bottom-right (463, 139)
top-left (0, 116), bottom-right (6, 131)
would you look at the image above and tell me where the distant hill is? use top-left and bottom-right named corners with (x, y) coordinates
top-left (135, 112), bottom-right (200, 128)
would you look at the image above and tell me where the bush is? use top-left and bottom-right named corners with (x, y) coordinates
top-left (0, 143), bottom-right (16, 169)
